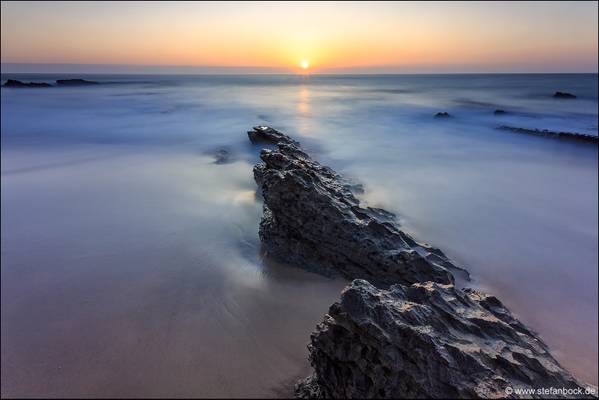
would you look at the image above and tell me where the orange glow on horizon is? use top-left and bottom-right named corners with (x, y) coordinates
top-left (1, 2), bottom-right (597, 73)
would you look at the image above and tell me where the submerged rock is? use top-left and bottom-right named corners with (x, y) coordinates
top-left (55, 79), bottom-right (99, 86)
top-left (248, 126), bottom-right (466, 287)
top-left (553, 91), bottom-right (576, 99)
top-left (2, 79), bottom-right (52, 88)
top-left (212, 148), bottom-right (233, 164)
top-left (498, 125), bottom-right (598, 145)
top-left (434, 112), bottom-right (451, 118)
top-left (296, 279), bottom-right (591, 399)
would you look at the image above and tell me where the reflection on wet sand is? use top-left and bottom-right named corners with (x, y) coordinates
top-left (0, 149), bottom-right (347, 397)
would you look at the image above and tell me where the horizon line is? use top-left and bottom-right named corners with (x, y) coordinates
top-left (1, 62), bottom-right (597, 75)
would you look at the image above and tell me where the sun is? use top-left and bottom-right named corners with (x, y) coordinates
top-left (300, 59), bottom-right (310, 70)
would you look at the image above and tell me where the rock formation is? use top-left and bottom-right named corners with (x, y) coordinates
top-left (2, 78), bottom-right (100, 88)
top-left (553, 91), bottom-right (576, 99)
top-left (55, 79), bottom-right (99, 86)
top-left (498, 125), bottom-right (598, 145)
top-left (248, 125), bottom-right (300, 146)
top-left (212, 148), bottom-right (233, 164)
top-left (2, 79), bottom-right (52, 88)
top-left (247, 126), bottom-right (591, 398)
top-left (248, 126), bottom-right (467, 287)
top-left (295, 280), bottom-right (591, 399)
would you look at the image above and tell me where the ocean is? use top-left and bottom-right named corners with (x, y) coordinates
top-left (1, 73), bottom-right (597, 396)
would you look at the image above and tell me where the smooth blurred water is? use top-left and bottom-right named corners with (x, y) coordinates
top-left (1, 73), bottom-right (597, 396)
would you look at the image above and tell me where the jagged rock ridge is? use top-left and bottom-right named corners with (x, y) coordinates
top-left (246, 126), bottom-right (591, 398)
top-left (248, 126), bottom-right (467, 287)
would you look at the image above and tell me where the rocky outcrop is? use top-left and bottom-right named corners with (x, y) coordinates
top-left (2, 78), bottom-right (100, 88)
top-left (247, 127), bottom-right (590, 398)
top-left (248, 126), bottom-right (466, 287)
top-left (296, 280), bottom-right (592, 399)
top-left (498, 125), bottom-right (598, 145)
top-left (248, 125), bottom-right (300, 146)
top-left (553, 91), bottom-right (576, 99)
top-left (2, 79), bottom-right (51, 88)
top-left (55, 79), bottom-right (99, 86)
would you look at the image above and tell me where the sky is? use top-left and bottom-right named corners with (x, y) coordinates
top-left (1, 1), bottom-right (598, 74)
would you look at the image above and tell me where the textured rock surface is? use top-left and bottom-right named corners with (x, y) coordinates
top-left (296, 280), bottom-right (591, 399)
top-left (247, 127), bottom-right (590, 398)
top-left (248, 126), bottom-right (466, 287)
top-left (248, 125), bottom-right (300, 145)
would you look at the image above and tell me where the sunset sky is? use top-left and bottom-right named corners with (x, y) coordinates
top-left (1, 1), bottom-right (597, 73)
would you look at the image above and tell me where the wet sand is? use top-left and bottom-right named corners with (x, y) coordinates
top-left (0, 148), bottom-right (347, 397)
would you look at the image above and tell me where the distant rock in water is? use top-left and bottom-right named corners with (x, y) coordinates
top-left (2, 79), bottom-right (52, 88)
top-left (434, 112), bottom-right (450, 118)
top-left (296, 279), bottom-right (591, 399)
top-left (494, 109), bottom-right (507, 115)
top-left (498, 125), bottom-right (597, 145)
top-left (212, 149), bottom-right (233, 164)
top-left (553, 91), bottom-right (576, 99)
top-left (3, 78), bottom-right (99, 88)
top-left (247, 126), bottom-right (466, 287)
top-left (55, 79), bottom-right (99, 86)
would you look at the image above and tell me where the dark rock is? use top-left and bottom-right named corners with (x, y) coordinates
top-left (498, 125), bottom-right (598, 145)
top-left (553, 91), bottom-right (576, 99)
top-left (248, 125), bottom-right (299, 145)
top-left (2, 78), bottom-right (99, 88)
top-left (249, 126), bottom-right (466, 287)
top-left (213, 149), bottom-right (232, 164)
top-left (296, 279), bottom-right (591, 399)
top-left (494, 109), bottom-right (507, 115)
top-left (434, 112), bottom-right (450, 118)
top-left (55, 79), bottom-right (99, 86)
top-left (2, 79), bottom-right (52, 88)
top-left (247, 127), bottom-right (590, 398)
